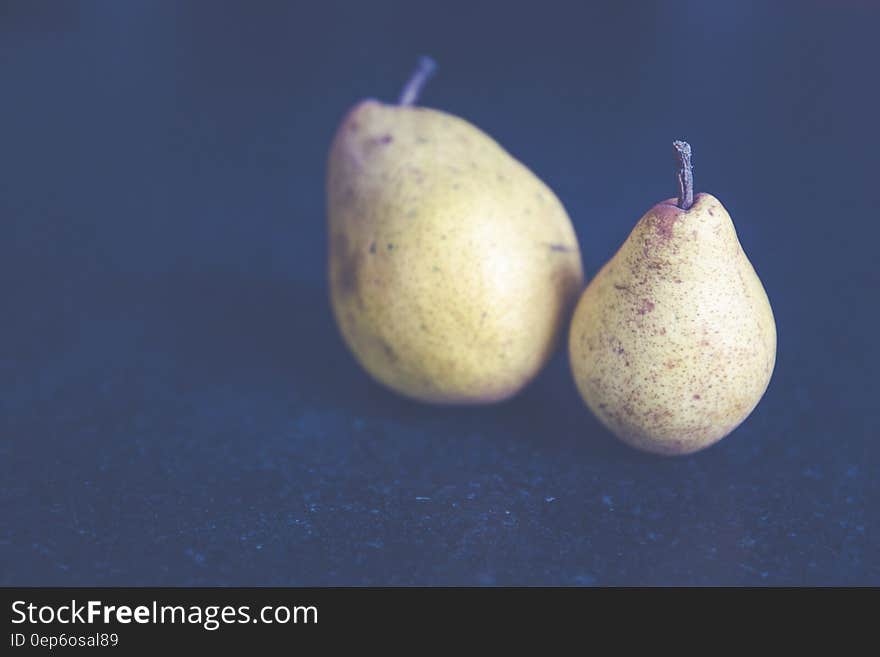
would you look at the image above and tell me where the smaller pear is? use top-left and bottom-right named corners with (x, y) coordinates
top-left (569, 141), bottom-right (776, 455)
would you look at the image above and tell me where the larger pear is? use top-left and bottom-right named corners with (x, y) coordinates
top-left (569, 144), bottom-right (776, 454)
top-left (327, 60), bottom-right (584, 404)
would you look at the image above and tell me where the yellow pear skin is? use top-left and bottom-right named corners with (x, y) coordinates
top-left (327, 86), bottom-right (583, 404)
top-left (569, 192), bottom-right (776, 455)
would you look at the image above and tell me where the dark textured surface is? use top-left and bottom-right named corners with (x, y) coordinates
top-left (2, 1), bottom-right (879, 585)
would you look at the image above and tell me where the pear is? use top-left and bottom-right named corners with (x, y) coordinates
top-left (569, 141), bottom-right (776, 455)
top-left (327, 58), bottom-right (584, 404)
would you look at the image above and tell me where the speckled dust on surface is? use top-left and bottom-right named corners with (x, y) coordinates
top-left (327, 100), bottom-right (584, 404)
top-left (569, 193), bottom-right (777, 455)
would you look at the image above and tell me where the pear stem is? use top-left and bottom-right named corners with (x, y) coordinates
top-left (673, 140), bottom-right (694, 210)
top-left (398, 56), bottom-right (437, 106)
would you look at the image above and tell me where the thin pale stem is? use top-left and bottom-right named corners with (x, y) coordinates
top-left (398, 56), bottom-right (437, 106)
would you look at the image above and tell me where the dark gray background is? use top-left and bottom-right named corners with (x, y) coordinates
top-left (2, 0), bottom-right (878, 585)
